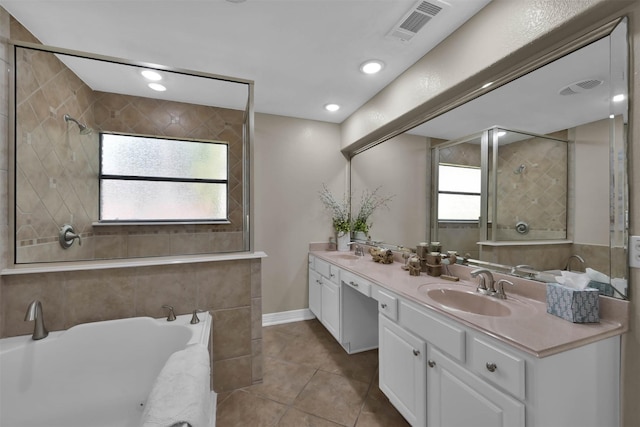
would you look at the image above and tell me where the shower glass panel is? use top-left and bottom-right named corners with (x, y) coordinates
top-left (489, 127), bottom-right (569, 241)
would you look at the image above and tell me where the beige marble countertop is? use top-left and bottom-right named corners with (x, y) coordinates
top-left (310, 248), bottom-right (629, 358)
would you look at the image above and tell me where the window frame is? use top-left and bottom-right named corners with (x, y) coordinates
top-left (98, 132), bottom-right (230, 224)
top-left (437, 163), bottom-right (482, 222)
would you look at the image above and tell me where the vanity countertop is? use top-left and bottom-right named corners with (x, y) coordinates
top-left (310, 249), bottom-right (629, 358)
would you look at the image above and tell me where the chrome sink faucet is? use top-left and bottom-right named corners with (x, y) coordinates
top-left (470, 268), bottom-right (495, 295)
top-left (348, 242), bottom-right (365, 256)
top-left (24, 300), bottom-right (48, 340)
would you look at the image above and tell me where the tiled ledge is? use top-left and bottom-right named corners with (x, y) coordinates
top-left (1, 251), bottom-right (268, 276)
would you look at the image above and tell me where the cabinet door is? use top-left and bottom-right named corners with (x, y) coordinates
top-left (427, 347), bottom-right (525, 427)
top-left (379, 314), bottom-right (426, 427)
top-left (308, 269), bottom-right (322, 319)
top-left (321, 279), bottom-right (340, 340)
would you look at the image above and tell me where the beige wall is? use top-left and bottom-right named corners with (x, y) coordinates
top-left (254, 113), bottom-right (346, 314)
top-left (350, 133), bottom-right (429, 249)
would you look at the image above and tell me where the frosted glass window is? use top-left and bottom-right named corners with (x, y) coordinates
top-left (100, 133), bottom-right (228, 222)
top-left (438, 164), bottom-right (481, 221)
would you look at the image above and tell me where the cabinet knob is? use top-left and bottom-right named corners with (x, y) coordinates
top-left (486, 362), bottom-right (497, 372)
top-left (330, 273), bottom-right (335, 277)
top-left (413, 349), bottom-right (420, 356)
top-left (428, 360), bottom-right (436, 368)
top-left (381, 303), bottom-right (388, 309)
top-left (316, 279), bottom-right (322, 285)
top-left (350, 281), bottom-right (359, 287)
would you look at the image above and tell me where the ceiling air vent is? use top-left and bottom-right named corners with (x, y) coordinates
top-left (559, 79), bottom-right (604, 96)
top-left (386, 0), bottom-right (445, 43)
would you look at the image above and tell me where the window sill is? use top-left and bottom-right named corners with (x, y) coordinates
top-left (92, 220), bottom-right (231, 227)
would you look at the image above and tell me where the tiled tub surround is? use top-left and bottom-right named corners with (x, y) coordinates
top-left (0, 253), bottom-right (265, 392)
top-left (311, 249), bottom-right (628, 357)
top-left (12, 23), bottom-right (246, 263)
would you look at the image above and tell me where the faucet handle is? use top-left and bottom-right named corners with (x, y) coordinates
top-left (494, 279), bottom-right (515, 299)
top-left (190, 309), bottom-right (206, 324)
top-left (162, 305), bottom-right (177, 321)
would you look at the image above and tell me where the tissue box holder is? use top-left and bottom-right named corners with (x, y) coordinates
top-left (546, 282), bottom-right (599, 323)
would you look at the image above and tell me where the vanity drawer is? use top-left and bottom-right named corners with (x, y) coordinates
top-left (341, 270), bottom-right (371, 297)
top-left (328, 264), bottom-right (341, 285)
top-left (376, 290), bottom-right (398, 320)
top-left (470, 337), bottom-right (525, 400)
top-left (308, 254), bottom-right (315, 270)
top-left (314, 258), bottom-right (331, 279)
top-left (399, 301), bottom-right (465, 362)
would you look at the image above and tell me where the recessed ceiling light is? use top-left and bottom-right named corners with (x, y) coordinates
top-left (141, 70), bottom-right (162, 81)
top-left (324, 103), bottom-right (340, 112)
top-left (148, 83), bottom-right (167, 92)
top-left (613, 94), bottom-right (625, 102)
top-left (360, 60), bottom-right (384, 75)
top-left (482, 82), bottom-right (493, 89)
top-left (610, 114), bottom-right (615, 119)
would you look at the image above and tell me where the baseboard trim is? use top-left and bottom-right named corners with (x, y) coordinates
top-left (262, 308), bottom-right (316, 326)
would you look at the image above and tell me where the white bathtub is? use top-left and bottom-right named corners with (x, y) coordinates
top-left (0, 313), bottom-right (213, 427)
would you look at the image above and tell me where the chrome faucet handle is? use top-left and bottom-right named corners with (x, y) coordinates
top-left (59, 224), bottom-right (82, 249)
top-left (162, 305), bottom-right (177, 321)
top-left (493, 279), bottom-right (515, 299)
top-left (190, 309), bottom-right (206, 324)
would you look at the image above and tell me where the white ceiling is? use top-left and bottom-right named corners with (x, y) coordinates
top-left (1, 0), bottom-right (492, 123)
top-left (408, 35), bottom-right (619, 140)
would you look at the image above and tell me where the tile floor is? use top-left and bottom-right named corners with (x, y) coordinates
top-left (216, 319), bottom-right (410, 427)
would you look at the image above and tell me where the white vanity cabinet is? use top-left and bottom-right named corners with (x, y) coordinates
top-left (308, 253), bottom-right (621, 427)
top-left (379, 314), bottom-right (427, 427)
top-left (308, 255), bottom-right (341, 340)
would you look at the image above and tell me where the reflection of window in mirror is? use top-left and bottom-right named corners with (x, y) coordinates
top-left (100, 133), bottom-right (229, 222)
top-left (438, 164), bottom-right (481, 221)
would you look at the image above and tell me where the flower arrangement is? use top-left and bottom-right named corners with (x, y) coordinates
top-left (318, 183), bottom-right (351, 235)
top-left (352, 186), bottom-right (394, 235)
top-left (319, 183), bottom-right (394, 236)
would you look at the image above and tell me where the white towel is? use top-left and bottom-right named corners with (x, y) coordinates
top-left (141, 344), bottom-right (211, 427)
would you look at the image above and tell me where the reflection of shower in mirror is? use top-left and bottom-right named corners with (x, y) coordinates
top-left (63, 114), bottom-right (92, 135)
top-left (514, 164), bottom-right (526, 174)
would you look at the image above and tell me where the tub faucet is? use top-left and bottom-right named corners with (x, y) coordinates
top-left (24, 300), bottom-right (48, 340)
top-left (470, 269), bottom-right (495, 295)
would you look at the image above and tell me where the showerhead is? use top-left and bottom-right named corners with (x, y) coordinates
top-left (63, 114), bottom-right (92, 135)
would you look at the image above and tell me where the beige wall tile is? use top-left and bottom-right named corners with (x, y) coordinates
top-left (252, 338), bottom-right (263, 384)
top-left (2, 273), bottom-right (66, 337)
top-left (63, 269), bottom-right (136, 327)
top-left (211, 307), bottom-right (251, 361)
top-left (196, 261), bottom-right (251, 310)
top-left (135, 264), bottom-right (197, 318)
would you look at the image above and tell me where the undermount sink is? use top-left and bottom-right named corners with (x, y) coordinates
top-left (419, 286), bottom-right (512, 317)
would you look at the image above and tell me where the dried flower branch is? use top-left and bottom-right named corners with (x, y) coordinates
top-left (352, 186), bottom-right (394, 234)
top-left (318, 183), bottom-right (351, 234)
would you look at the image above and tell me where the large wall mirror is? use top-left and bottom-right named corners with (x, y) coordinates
top-left (11, 42), bottom-right (253, 264)
top-left (350, 18), bottom-right (629, 299)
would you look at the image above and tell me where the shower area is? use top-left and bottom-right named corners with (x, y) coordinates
top-left (433, 126), bottom-right (569, 249)
top-left (487, 127), bottom-right (569, 241)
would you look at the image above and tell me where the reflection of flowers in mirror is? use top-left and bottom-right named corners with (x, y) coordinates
top-left (353, 186), bottom-right (394, 235)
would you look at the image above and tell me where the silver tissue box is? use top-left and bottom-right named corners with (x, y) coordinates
top-left (546, 282), bottom-right (599, 323)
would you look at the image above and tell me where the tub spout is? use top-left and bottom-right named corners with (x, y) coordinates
top-left (24, 300), bottom-right (48, 340)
